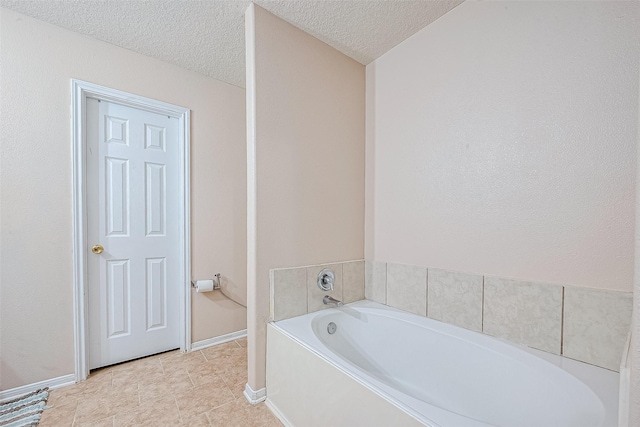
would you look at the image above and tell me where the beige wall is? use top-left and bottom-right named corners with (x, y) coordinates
top-left (246, 4), bottom-right (365, 391)
top-left (0, 8), bottom-right (246, 390)
top-left (366, 1), bottom-right (639, 291)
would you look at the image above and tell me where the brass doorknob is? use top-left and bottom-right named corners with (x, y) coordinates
top-left (91, 245), bottom-right (104, 254)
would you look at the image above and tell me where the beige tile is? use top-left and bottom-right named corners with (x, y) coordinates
top-left (57, 368), bottom-right (113, 399)
top-left (202, 341), bottom-right (241, 361)
top-left (483, 277), bottom-right (563, 354)
top-left (245, 401), bottom-right (283, 427)
top-left (427, 268), bottom-right (483, 332)
top-left (206, 398), bottom-right (281, 427)
top-left (138, 366), bottom-right (194, 403)
top-left (181, 413), bottom-right (211, 426)
top-left (342, 260), bottom-right (365, 303)
top-left (218, 364), bottom-right (247, 387)
top-left (86, 367), bottom-right (114, 385)
top-left (114, 396), bottom-right (180, 427)
top-left (201, 342), bottom-right (245, 367)
top-left (386, 263), bottom-right (427, 316)
top-left (364, 261), bottom-right (386, 304)
top-left (187, 362), bottom-right (225, 388)
top-left (138, 380), bottom-right (180, 405)
top-left (206, 399), bottom-right (250, 427)
top-left (74, 383), bottom-right (140, 424)
top-left (307, 264), bottom-right (343, 312)
top-left (46, 386), bottom-right (82, 409)
top-left (76, 416), bottom-right (114, 427)
top-left (235, 337), bottom-right (247, 348)
top-left (226, 380), bottom-right (247, 400)
top-left (39, 402), bottom-right (77, 426)
top-left (41, 350), bottom-right (253, 425)
top-left (111, 358), bottom-right (164, 388)
top-left (157, 349), bottom-right (181, 358)
top-left (563, 287), bottom-right (632, 371)
top-left (159, 350), bottom-right (207, 372)
top-left (129, 370), bottom-right (166, 392)
top-left (111, 356), bottom-right (163, 374)
top-left (174, 382), bottom-right (234, 419)
top-left (270, 267), bottom-right (307, 321)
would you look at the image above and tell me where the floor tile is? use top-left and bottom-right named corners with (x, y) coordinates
top-left (114, 396), bottom-right (180, 426)
top-left (160, 350), bottom-right (208, 373)
top-left (226, 381), bottom-right (246, 400)
top-left (201, 342), bottom-right (244, 363)
top-left (206, 399), bottom-right (250, 426)
top-left (174, 382), bottom-right (235, 419)
top-left (39, 402), bottom-right (77, 426)
top-left (180, 413), bottom-right (211, 426)
top-left (74, 384), bottom-right (139, 424)
top-left (219, 365), bottom-right (247, 387)
top-left (75, 415), bottom-right (115, 426)
top-left (38, 344), bottom-right (281, 426)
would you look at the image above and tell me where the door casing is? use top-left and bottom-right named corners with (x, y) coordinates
top-left (71, 79), bottom-right (191, 381)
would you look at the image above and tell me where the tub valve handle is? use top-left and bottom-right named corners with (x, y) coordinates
top-left (317, 268), bottom-right (335, 291)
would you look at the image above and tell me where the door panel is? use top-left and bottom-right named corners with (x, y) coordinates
top-left (145, 257), bottom-right (167, 331)
top-left (105, 157), bottom-right (129, 236)
top-left (106, 259), bottom-right (130, 337)
top-left (145, 162), bottom-right (166, 236)
top-left (87, 98), bottom-right (180, 369)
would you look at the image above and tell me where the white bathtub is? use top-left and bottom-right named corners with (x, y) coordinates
top-left (266, 300), bottom-right (619, 427)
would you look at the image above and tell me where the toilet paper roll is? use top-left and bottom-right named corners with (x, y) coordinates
top-left (194, 279), bottom-right (214, 293)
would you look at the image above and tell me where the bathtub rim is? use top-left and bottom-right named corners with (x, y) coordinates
top-left (269, 300), bottom-right (619, 427)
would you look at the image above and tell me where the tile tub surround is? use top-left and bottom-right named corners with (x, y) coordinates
top-left (307, 263), bottom-right (344, 313)
top-left (483, 277), bottom-right (563, 355)
top-left (269, 260), bottom-right (365, 321)
top-left (364, 261), bottom-right (387, 304)
top-left (364, 261), bottom-right (632, 371)
top-left (386, 263), bottom-right (427, 316)
top-left (343, 261), bottom-right (366, 303)
top-left (427, 268), bottom-right (483, 332)
top-left (270, 267), bottom-right (307, 322)
top-left (563, 287), bottom-right (633, 371)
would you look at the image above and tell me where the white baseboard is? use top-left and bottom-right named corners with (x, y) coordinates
top-left (191, 329), bottom-right (247, 351)
top-left (265, 398), bottom-right (293, 427)
top-left (243, 383), bottom-right (266, 404)
top-left (0, 374), bottom-right (76, 403)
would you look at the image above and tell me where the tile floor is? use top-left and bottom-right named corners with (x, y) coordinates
top-left (40, 338), bottom-right (283, 426)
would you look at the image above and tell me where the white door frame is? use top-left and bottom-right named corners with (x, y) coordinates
top-left (71, 79), bottom-right (191, 381)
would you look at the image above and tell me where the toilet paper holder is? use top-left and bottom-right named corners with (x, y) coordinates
top-left (191, 273), bottom-right (222, 290)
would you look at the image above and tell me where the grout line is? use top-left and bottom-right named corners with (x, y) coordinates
top-left (71, 404), bottom-right (78, 427)
top-left (186, 369), bottom-right (196, 387)
top-left (560, 286), bottom-right (565, 355)
top-left (384, 263), bottom-right (388, 305)
top-left (425, 268), bottom-right (429, 317)
top-left (340, 263), bottom-right (344, 302)
top-left (481, 275), bottom-right (485, 333)
top-left (305, 267), bottom-right (309, 314)
top-left (203, 409), bottom-right (212, 425)
top-left (173, 395), bottom-right (183, 424)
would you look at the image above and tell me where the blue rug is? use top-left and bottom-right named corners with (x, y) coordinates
top-left (0, 388), bottom-right (49, 426)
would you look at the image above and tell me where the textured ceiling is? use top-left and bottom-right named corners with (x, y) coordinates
top-left (0, 0), bottom-right (463, 88)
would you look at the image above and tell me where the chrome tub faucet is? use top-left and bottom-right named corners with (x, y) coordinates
top-left (323, 295), bottom-right (343, 307)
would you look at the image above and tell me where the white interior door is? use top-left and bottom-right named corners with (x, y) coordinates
top-left (86, 97), bottom-right (181, 369)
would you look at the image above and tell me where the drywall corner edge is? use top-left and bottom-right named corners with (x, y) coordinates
top-left (244, 2), bottom-right (260, 393)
